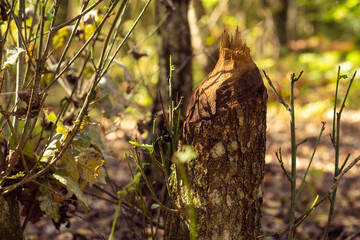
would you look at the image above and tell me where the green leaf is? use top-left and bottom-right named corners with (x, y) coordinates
top-left (75, 150), bottom-right (106, 186)
top-left (311, 195), bottom-right (319, 209)
top-left (201, 0), bottom-right (218, 7)
top-left (125, 172), bottom-right (141, 191)
top-left (170, 64), bottom-right (175, 71)
top-left (339, 74), bottom-right (348, 80)
top-left (43, 108), bottom-right (68, 135)
top-left (37, 182), bottom-right (61, 223)
top-left (52, 27), bottom-right (69, 49)
top-left (45, 12), bottom-right (55, 22)
top-left (129, 140), bottom-right (154, 153)
top-left (23, 141), bottom-right (36, 158)
top-left (40, 73), bottom-right (52, 89)
top-left (71, 129), bottom-right (92, 150)
top-left (61, 150), bottom-right (80, 181)
top-left (117, 190), bottom-right (127, 196)
top-left (40, 133), bottom-right (62, 162)
top-left (169, 164), bottom-right (176, 187)
top-left (9, 136), bottom-right (16, 150)
top-left (53, 172), bottom-right (88, 208)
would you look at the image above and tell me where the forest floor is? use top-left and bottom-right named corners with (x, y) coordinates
top-left (23, 106), bottom-right (360, 240)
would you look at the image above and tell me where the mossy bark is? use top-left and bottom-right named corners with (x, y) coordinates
top-left (166, 30), bottom-right (267, 240)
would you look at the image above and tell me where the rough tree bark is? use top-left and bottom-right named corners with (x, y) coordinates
top-left (166, 29), bottom-right (267, 239)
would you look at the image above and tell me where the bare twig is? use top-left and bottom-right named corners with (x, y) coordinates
top-left (159, 142), bottom-right (172, 199)
top-left (98, 0), bottom-right (152, 80)
top-left (295, 122), bottom-right (326, 202)
top-left (275, 148), bottom-right (292, 183)
top-left (323, 69), bottom-right (356, 240)
top-left (41, 0), bottom-right (118, 94)
top-left (51, 0), bottom-right (104, 31)
top-left (131, 149), bottom-right (179, 213)
top-left (258, 154), bottom-right (360, 239)
top-left (262, 70), bottom-right (290, 111)
top-left (288, 72), bottom-right (302, 240)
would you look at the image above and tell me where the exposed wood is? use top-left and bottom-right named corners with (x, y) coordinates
top-left (166, 29), bottom-right (267, 240)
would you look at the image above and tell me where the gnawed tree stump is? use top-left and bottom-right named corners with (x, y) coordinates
top-left (166, 29), bottom-right (267, 239)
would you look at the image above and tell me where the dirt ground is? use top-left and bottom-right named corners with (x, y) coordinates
top-left (23, 106), bottom-right (360, 240)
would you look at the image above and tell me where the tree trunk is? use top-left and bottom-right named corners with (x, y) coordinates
top-left (145, 0), bottom-right (193, 186)
top-left (166, 29), bottom-right (267, 239)
top-left (154, 0), bottom-right (192, 119)
top-left (273, 0), bottom-right (289, 46)
top-left (0, 192), bottom-right (23, 240)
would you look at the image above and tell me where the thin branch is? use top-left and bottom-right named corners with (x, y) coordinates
top-left (262, 70), bottom-right (290, 111)
top-left (339, 70), bottom-right (356, 115)
top-left (296, 138), bottom-right (307, 147)
top-left (41, 0), bottom-right (119, 94)
top-left (51, 0), bottom-right (104, 31)
top-left (42, 0), bottom-right (90, 96)
top-left (98, 0), bottom-right (152, 80)
top-left (101, 0), bottom-right (129, 70)
top-left (131, 149), bottom-right (179, 213)
top-left (291, 71), bottom-right (303, 82)
top-left (258, 154), bottom-right (360, 239)
top-left (159, 142), bottom-right (172, 199)
top-left (288, 71), bottom-right (301, 240)
top-left (8, 6), bottom-right (36, 68)
top-left (275, 148), bottom-right (292, 183)
top-left (296, 122), bottom-right (325, 202)
top-left (93, 183), bottom-right (118, 200)
top-left (129, 11), bottom-right (170, 52)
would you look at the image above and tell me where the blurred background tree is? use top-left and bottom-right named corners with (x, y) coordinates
top-left (52, 0), bottom-right (359, 136)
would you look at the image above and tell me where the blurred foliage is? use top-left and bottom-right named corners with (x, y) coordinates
top-left (196, 0), bottom-right (360, 115)
top-left (53, 0), bottom-right (360, 128)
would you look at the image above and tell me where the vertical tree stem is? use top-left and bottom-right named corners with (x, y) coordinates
top-left (288, 76), bottom-right (297, 239)
top-left (169, 55), bottom-right (174, 134)
top-left (14, 0), bottom-right (25, 129)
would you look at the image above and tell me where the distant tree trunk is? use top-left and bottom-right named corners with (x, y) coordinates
top-left (145, 0), bottom-right (193, 185)
top-left (273, 0), bottom-right (289, 46)
top-left (262, 0), bottom-right (289, 47)
top-left (287, 0), bottom-right (297, 43)
top-left (166, 30), bottom-right (267, 239)
top-left (154, 0), bottom-right (192, 120)
top-left (188, 0), bottom-right (217, 74)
